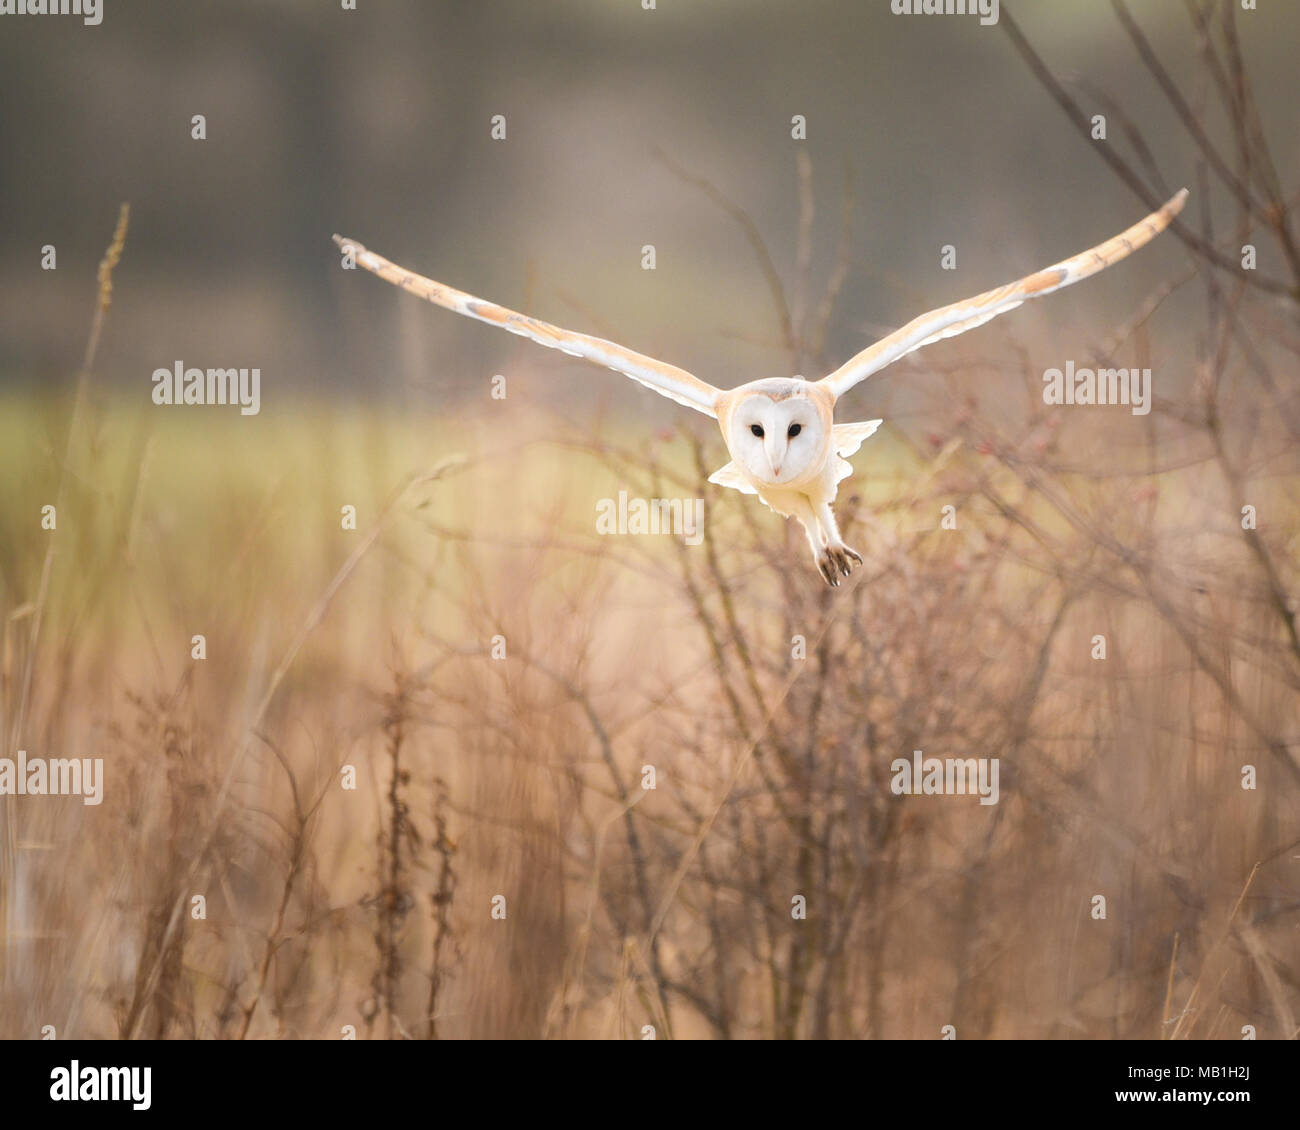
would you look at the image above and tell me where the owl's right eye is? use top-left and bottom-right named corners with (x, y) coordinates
top-left (750, 424), bottom-right (765, 438)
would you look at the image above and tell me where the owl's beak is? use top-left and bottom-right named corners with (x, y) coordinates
top-left (765, 437), bottom-right (784, 477)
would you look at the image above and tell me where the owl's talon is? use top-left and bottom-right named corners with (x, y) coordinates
top-left (820, 543), bottom-right (862, 582)
top-left (815, 549), bottom-right (842, 587)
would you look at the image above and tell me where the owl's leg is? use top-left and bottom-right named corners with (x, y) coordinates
top-left (814, 502), bottom-right (863, 582)
top-left (783, 497), bottom-right (838, 586)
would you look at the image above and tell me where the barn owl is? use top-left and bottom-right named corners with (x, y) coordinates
top-left (334, 188), bottom-right (1185, 586)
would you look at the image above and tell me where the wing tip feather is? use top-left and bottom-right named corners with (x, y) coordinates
top-left (1161, 189), bottom-right (1189, 224)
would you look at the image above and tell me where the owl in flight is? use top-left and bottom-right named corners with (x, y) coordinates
top-left (334, 188), bottom-right (1185, 586)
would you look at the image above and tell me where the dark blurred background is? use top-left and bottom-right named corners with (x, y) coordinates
top-left (3, 0), bottom-right (1296, 412)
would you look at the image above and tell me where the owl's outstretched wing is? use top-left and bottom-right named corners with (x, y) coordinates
top-left (333, 235), bottom-right (722, 418)
top-left (816, 189), bottom-right (1187, 403)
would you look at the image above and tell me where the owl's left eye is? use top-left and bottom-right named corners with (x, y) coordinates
top-left (787, 423), bottom-right (802, 438)
top-left (750, 424), bottom-right (765, 437)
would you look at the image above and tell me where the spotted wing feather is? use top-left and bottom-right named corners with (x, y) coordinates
top-left (817, 190), bottom-right (1187, 401)
top-left (333, 235), bottom-right (722, 418)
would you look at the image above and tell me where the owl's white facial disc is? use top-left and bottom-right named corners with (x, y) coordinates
top-left (728, 392), bottom-right (825, 487)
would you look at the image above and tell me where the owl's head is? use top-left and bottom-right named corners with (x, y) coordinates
top-left (726, 384), bottom-right (828, 487)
